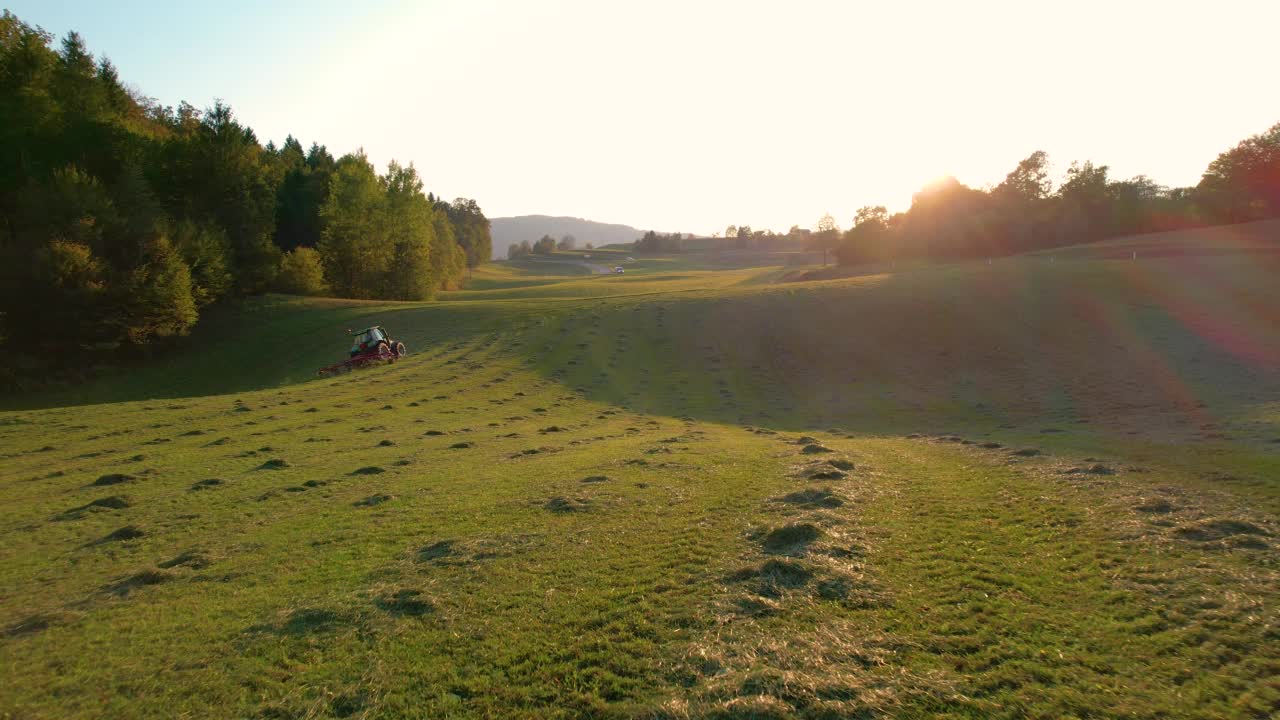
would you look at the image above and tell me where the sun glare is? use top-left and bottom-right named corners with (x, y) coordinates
top-left (1, 2), bottom-right (1278, 718)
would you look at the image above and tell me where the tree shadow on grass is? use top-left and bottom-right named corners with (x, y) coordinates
top-left (3, 296), bottom-right (524, 410)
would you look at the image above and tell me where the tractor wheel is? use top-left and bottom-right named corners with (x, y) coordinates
top-left (394, 341), bottom-right (407, 357)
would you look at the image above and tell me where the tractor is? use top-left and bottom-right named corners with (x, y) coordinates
top-left (317, 326), bottom-right (407, 376)
top-left (349, 326), bottom-right (406, 358)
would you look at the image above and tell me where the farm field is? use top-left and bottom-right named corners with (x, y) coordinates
top-left (1, 223), bottom-right (1278, 719)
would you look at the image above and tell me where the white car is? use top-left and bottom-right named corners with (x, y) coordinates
top-left (613, 266), bottom-right (625, 274)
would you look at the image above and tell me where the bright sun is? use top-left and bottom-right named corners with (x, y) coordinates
top-left (921, 173), bottom-right (957, 190)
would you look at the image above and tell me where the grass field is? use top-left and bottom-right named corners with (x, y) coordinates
top-left (1, 223), bottom-right (1278, 718)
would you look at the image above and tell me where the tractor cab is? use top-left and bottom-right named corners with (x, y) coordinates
top-left (350, 326), bottom-right (389, 357)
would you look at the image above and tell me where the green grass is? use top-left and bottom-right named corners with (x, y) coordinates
top-left (1, 225), bottom-right (1277, 718)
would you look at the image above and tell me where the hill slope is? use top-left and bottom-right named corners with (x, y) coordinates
top-left (488, 215), bottom-right (649, 258)
top-left (1039, 217), bottom-right (1280, 258)
top-left (1, 224), bottom-right (1277, 718)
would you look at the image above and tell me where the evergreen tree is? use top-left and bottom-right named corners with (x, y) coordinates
top-left (0, 11), bottom-right (491, 383)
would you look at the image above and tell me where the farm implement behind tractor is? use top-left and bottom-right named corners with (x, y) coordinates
top-left (317, 326), bottom-right (407, 376)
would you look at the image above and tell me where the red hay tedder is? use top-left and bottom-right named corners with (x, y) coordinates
top-left (317, 325), bottom-right (407, 376)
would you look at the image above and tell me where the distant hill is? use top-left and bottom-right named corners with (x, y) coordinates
top-left (489, 215), bottom-right (650, 258)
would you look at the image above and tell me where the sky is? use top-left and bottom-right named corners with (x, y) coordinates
top-left (10, 0), bottom-right (1280, 234)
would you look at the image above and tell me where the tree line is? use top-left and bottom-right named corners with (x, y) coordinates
top-left (690, 125), bottom-right (1279, 264)
top-left (634, 231), bottom-right (685, 254)
top-left (627, 226), bottom-right (828, 256)
top-left (0, 12), bottom-right (490, 377)
top-left (507, 234), bottom-right (593, 258)
top-left (527, 121), bottom-right (1276, 263)
top-left (830, 127), bottom-right (1279, 265)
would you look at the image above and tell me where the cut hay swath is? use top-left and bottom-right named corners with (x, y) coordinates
top-left (316, 347), bottom-right (397, 376)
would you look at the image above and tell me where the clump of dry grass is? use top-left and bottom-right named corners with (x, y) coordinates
top-left (658, 620), bottom-right (960, 719)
